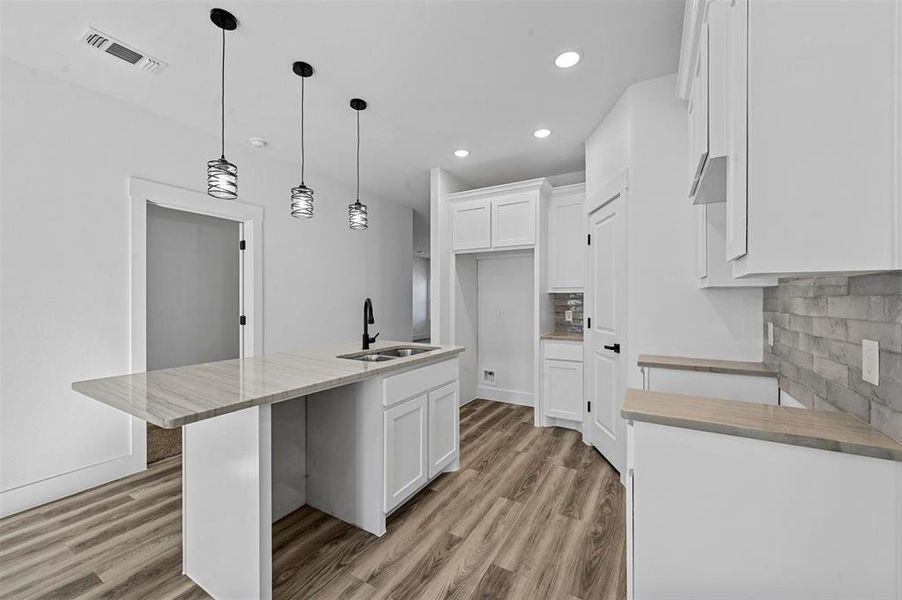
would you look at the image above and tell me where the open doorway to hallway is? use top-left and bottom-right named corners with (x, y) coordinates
top-left (145, 205), bottom-right (241, 463)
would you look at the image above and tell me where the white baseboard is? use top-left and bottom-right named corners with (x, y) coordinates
top-left (476, 386), bottom-right (534, 407)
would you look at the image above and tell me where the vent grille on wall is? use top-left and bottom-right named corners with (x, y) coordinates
top-left (79, 27), bottom-right (167, 75)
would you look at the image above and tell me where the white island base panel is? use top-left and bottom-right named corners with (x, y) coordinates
top-left (183, 405), bottom-right (273, 600)
top-left (180, 358), bottom-right (460, 600)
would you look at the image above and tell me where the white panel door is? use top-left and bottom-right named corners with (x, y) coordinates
top-left (451, 198), bottom-right (491, 252)
top-left (491, 193), bottom-right (536, 248)
top-left (384, 395), bottom-right (428, 512)
top-left (585, 195), bottom-right (627, 472)
top-left (543, 359), bottom-right (583, 421)
top-left (549, 193), bottom-right (585, 290)
top-left (428, 382), bottom-right (459, 478)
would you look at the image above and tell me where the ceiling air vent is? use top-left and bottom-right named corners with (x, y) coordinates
top-left (79, 27), bottom-right (167, 75)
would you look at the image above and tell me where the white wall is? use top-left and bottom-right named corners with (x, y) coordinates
top-left (454, 254), bottom-right (479, 405)
top-left (585, 74), bottom-right (763, 391)
top-left (429, 168), bottom-right (470, 345)
top-left (0, 59), bottom-right (412, 516)
top-left (146, 205), bottom-right (240, 371)
top-left (476, 254), bottom-right (535, 405)
top-left (412, 256), bottom-right (430, 340)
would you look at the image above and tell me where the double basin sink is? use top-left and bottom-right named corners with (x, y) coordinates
top-left (338, 346), bottom-right (439, 363)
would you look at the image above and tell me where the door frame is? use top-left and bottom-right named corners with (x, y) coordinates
top-left (130, 177), bottom-right (263, 374)
top-left (582, 169), bottom-right (629, 466)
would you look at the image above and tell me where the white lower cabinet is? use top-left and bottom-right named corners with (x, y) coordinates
top-left (384, 395), bottom-right (428, 512)
top-left (306, 358), bottom-right (459, 536)
top-left (427, 382), bottom-right (459, 478)
top-left (543, 359), bottom-right (583, 421)
top-left (628, 421), bottom-right (902, 599)
top-left (541, 340), bottom-right (583, 428)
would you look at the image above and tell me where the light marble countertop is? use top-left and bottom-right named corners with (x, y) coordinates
top-left (73, 341), bottom-right (464, 429)
top-left (622, 389), bottom-right (902, 462)
top-left (638, 353), bottom-right (776, 377)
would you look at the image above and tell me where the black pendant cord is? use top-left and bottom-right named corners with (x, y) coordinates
top-left (356, 109), bottom-right (360, 201)
top-left (300, 74), bottom-right (306, 185)
top-left (220, 28), bottom-right (226, 159)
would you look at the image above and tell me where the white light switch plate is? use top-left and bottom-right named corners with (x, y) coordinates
top-left (767, 322), bottom-right (774, 347)
top-left (565, 310), bottom-right (573, 323)
top-left (862, 339), bottom-right (879, 385)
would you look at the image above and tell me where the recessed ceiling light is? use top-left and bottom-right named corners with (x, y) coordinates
top-left (249, 137), bottom-right (268, 149)
top-left (454, 149), bottom-right (470, 158)
top-left (555, 51), bottom-right (581, 69)
top-left (533, 128), bottom-right (552, 139)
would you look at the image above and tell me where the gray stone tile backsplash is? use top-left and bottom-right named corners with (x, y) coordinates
top-left (763, 272), bottom-right (902, 442)
top-left (551, 292), bottom-right (583, 335)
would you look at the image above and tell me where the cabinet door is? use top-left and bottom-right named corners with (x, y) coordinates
top-left (427, 382), bottom-right (459, 478)
top-left (549, 194), bottom-right (585, 290)
top-left (451, 198), bottom-right (491, 252)
top-left (491, 193), bottom-right (536, 248)
top-left (543, 358), bottom-right (583, 422)
top-left (688, 22), bottom-right (710, 195)
top-left (724, 0), bottom-right (748, 259)
top-left (384, 395), bottom-right (428, 512)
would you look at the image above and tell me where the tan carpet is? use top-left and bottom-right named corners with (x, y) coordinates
top-left (147, 423), bottom-right (181, 463)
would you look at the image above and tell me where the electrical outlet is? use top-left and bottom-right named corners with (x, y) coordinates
top-left (565, 310), bottom-right (573, 323)
top-left (862, 339), bottom-right (879, 385)
top-left (483, 369), bottom-right (496, 385)
top-left (767, 322), bottom-right (774, 347)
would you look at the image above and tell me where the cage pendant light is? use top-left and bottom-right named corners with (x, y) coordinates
top-left (348, 98), bottom-right (368, 230)
top-left (207, 8), bottom-right (238, 200)
top-left (290, 61), bottom-right (315, 218)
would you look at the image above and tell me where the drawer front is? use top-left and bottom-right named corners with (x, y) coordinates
top-left (543, 341), bottom-right (583, 362)
top-left (383, 358), bottom-right (458, 408)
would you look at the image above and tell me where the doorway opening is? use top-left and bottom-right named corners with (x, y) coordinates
top-left (145, 205), bottom-right (241, 462)
top-left (129, 177), bottom-right (263, 467)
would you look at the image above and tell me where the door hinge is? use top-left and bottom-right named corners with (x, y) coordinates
top-left (587, 317), bottom-right (591, 328)
top-left (587, 401), bottom-right (591, 412)
top-left (239, 240), bottom-right (246, 250)
top-left (239, 315), bottom-right (246, 326)
top-left (587, 234), bottom-right (591, 245)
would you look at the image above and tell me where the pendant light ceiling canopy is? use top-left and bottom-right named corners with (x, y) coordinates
top-left (207, 8), bottom-right (239, 200)
top-left (290, 61), bottom-right (315, 218)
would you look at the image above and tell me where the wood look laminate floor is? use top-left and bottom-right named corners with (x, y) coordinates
top-left (0, 400), bottom-right (625, 600)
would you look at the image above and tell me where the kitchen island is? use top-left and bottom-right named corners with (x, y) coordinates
top-left (73, 340), bottom-right (464, 600)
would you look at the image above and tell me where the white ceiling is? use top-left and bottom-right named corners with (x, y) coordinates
top-left (1, 1), bottom-right (683, 220)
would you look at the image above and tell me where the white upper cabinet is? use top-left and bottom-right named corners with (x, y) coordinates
top-left (697, 203), bottom-right (776, 288)
top-left (548, 183), bottom-right (586, 291)
top-left (449, 178), bottom-right (550, 253)
top-left (681, 0), bottom-right (901, 275)
top-left (450, 198), bottom-right (491, 252)
top-left (687, 22), bottom-right (709, 199)
top-left (690, 1), bottom-right (728, 205)
top-left (492, 193), bottom-right (536, 248)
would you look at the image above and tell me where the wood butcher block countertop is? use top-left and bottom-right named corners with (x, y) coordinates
top-left (622, 389), bottom-right (902, 462)
top-left (73, 341), bottom-right (464, 429)
top-left (638, 354), bottom-right (776, 377)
